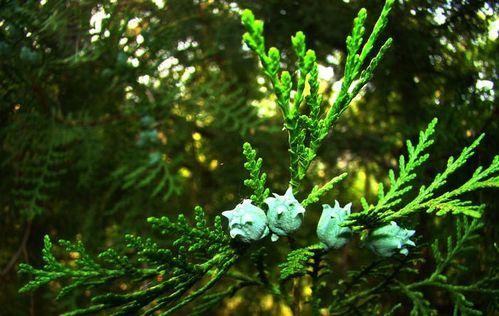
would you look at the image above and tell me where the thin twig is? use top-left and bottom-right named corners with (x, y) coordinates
top-left (1, 220), bottom-right (32, 276)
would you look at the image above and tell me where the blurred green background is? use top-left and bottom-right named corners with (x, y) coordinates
top-left (0, 0), bottom-right (497, 314)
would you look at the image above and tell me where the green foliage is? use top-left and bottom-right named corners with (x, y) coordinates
top-left (328, 254), bottom-right (422, 314)
top-left (242, 1), bottom-right (394, 189)
top-left (7, 0), bottom-right (498, 315)
top-left (323, 0), bottom-right (394, 130)
top-left (5, 113), bottom-right (81, 219)
top-left (347, 119), bottom-right (499, 230)
top-left (13, 141), bottom-right (67, 219)
top-left (241, 0), bottom-right (394, 190)
top-left (184, 73), bottom-right (263, 136)
top-left (372, 118), bottom-right (438, 213)
top-left (324, 216), bottom-right (496, 314)
top-left (242, 142), bottom-right (270, 207)
top-left (19, 206), bottom-right (235, 315)
top-left (395, 218), bottom-right (498, 315)
top-left (279, 243), bottom-right (325, 281)
top-left (345, 118), bottom-right (439, 228)
top-left (393, 141), bottom-right (497, 219)
top-left (302, 173), bottom-right (348, 207)
top-left (114, 152), bottom-right (183, 202)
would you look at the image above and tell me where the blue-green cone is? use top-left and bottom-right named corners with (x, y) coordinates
top-left (265, 187), bottom-right (305, 241)
top-left (366, 221), bottom-right (416, 257)
top-left (317, 201), bottom-right (352, 249)
top-left (222, 199), bottom-right (269, 243)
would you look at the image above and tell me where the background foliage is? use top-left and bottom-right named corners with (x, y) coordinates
top-left (1, 0), bottom-right (497, 315)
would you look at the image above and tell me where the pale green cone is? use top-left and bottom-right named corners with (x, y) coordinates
top-left (317, 201), bottom-right (353, 249)
top-left (222, 199), bottom-right (269, 243)
top-left (265, 187), bottom-right (305, 241)
top-left (366, 221), bottom-right (416, 257)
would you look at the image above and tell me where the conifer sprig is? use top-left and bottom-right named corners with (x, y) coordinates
top-left (383, 137), bottom-right (498, 222)
top-left (242, 142), bottom-right (270, 207)
top-left (321, 0), bottom-right (395, 135)
top-left (302, 173), bottom-right (348, 207)
top-left (372, 118), bottom-right (438, 213)
top-left (278, 243), bottom-right (326, 282)
top-left (346, 120), bottom-right (498, 230)
top-left (17, 2), bottom-right (498, 315)
top-left (242, 0), bottom-right (394, 190)
top-left (19, 207), bottom-right (234, 315)
top-left (395, 218), bottom-right (498, 315)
